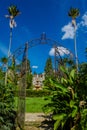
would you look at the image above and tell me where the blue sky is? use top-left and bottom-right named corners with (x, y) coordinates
top-left (0, 0), bottom-right (87, 73)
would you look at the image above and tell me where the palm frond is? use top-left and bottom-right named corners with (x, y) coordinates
top-left (8, 5), bottom-right (20, 17)
top-left (68, 7), bottom-right (80, 19)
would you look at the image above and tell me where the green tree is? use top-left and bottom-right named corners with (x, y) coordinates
top-left (26, 73), bottom-right (33, 89)
top-left (61, 57), bottom-right (74, 66)
top-left (68, 7), bottom-right (80, 73)
top-left (27, 59), bottom-right (32, 73)
top-left (44, 57), bottom-right (54, 89)
top-left (26, 59), bottom-right (33, 89)
top-left (44, 57), bottom-right (54, 78)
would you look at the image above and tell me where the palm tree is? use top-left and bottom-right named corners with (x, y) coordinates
top-left (68, 7), bottom-right (80, 73)
top-left (5, 5), bottom-right (20, 56)
top-left (5, 5), bottom-right (20, 85)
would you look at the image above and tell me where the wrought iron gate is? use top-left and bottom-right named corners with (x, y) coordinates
top-left (17, 43), bottom-right (28, 129)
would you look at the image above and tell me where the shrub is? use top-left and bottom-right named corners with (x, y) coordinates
top-left (0, 81), bottom-right (16, 130)
top-left (43, 67), bottom-right (87, 130)
top-left (15, 89), bottom-right (51, 97)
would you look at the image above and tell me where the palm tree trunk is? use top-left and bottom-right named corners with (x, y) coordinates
top-left (74, 25), bottom-right (78, 73)
top-left (5, 27), bottom-right (12, 85)
top-left (8, 27), bottom-right (12, 56)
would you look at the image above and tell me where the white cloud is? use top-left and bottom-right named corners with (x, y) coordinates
top-left (49, 48), bottom-right (54, 56)
top-left (81, 12), bottom-right (87, 26)
top-left (61, 22), bottom-right (75, 40)
top-left (49, 46), bottom-right (70, 56)
top-left (32, 65), bottom-right (38, 69)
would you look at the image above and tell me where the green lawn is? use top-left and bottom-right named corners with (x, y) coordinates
top-left (15, 97), bottom-right (49, 113)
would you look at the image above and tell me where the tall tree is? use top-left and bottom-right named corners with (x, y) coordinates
top-left (44, 57), bottom-right (53, 78)
top-left (5, 5), bottom-right (20, 85)
top-left (68, 7), bottom-right (80, 73)
top-left (5, 5), bottom-right (20, 56)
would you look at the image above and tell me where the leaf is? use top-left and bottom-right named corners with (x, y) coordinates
top-left (70, 69), bottom-right (75, 79)
top-left (61, 77), bottom-right (68, 84)
top-left (70, 100), bottom-right (78, 118)
top-left (55, 82), bottom-right (68, 94)
top-left (70, 100), bottom-right (75, 107)
top-left (72, 106), bottom-right (78, 118)
top-left (0, 116), bottom-right (4, 122)
top-left (60, 66), bottom-right (69, 77)
top-left (53, 114), bottom-right (66, 130)
top-left (61, 119), bottom-right (67, 128)
top-left (53, 113), bottom-right (66, 120)
top-left (43, 104), bottom-right (53, 114)
top-left (82, 108), bottom-right (87, 114)
top-left (54, 120), bottom-right (61, 130)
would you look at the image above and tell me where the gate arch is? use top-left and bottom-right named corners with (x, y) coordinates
top-left (10, 32), bottom-right (73, 72)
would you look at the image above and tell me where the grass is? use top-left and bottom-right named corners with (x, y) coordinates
top-left (15, 97), bottom-right (49, 113)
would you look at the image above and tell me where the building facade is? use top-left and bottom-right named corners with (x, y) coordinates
top-left (32, 73), bottom-right (45, 90)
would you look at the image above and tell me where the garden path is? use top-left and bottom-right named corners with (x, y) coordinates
top-left (25, 113), bottom-right (46, 122)
top-left (17, 113), bottom-right (53, 130)
top-left (24, 113), bottom-right (53, 130)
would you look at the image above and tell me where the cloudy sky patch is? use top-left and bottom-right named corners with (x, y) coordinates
top-left (81, 12), bottom-right (87, 26)
top-left (32, 65), bottom-right (38, 69)
top-left (61, 22), bottom-right (74, 40)
top-left (49, 46), bottom-right (70, 56)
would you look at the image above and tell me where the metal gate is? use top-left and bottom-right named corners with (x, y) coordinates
top-left (17, 43), bottom-right (28, 129)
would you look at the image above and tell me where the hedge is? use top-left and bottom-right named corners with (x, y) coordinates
top-left (15, 89), bottom-right (51, 97)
